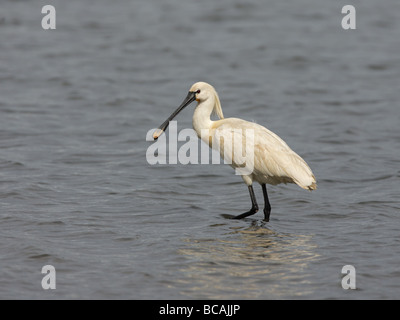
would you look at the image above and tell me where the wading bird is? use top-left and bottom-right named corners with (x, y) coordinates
top-left (152, 82), bottom-right (316, 221)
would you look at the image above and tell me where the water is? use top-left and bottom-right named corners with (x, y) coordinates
top-left (1, 0), bottom-right (399, 299)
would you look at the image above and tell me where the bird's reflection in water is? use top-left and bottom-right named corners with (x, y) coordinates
top-left (177, 221), bottom-right (320, 299)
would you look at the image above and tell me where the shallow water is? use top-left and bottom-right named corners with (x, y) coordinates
top-left (1, 0), bottom-right (399, 299)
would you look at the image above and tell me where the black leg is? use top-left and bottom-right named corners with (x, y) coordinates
top-left (262, 184), bottom-right (271, 222)
top-left (233, 185), bottom-right (259, 219)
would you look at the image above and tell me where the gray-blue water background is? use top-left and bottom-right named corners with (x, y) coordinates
top-left (1, 0), bottom-right (399, 299)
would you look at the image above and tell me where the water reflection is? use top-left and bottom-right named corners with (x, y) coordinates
top-left (177, 221), bottom-right (319, 299)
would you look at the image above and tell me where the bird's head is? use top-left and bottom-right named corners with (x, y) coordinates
top-left (152, 82), bottom-right (224, 140)
top-left (188, 82), bottom-right (215, 103)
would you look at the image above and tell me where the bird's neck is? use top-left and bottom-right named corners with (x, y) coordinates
top-left (192, 97), bottom-right (215, 138)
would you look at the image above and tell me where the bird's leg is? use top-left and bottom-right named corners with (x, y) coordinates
top-left (233, 185), bottom-right (259, 219)
top-left (262, 184), bottom-right (271, 222)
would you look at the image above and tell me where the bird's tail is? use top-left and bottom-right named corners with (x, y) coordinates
top-left (295, 174), bottom-right (317, 191)
top-left (308, 179), bottom-right (317, 191)
top-left (306, 174), bottom-right (317, 191)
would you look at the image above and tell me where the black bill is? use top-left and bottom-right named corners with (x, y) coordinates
top-left (153, 91), bottom-right (197, 140)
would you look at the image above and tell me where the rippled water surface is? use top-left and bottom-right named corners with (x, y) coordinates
top-left (1, 0), bottom-right (399, 299)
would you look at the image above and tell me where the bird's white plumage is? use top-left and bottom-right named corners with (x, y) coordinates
top-left (190, 82), bottom-right (317, 191)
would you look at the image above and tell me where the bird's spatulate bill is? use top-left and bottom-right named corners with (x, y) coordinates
top-left (152, 128), bottom-right (165, 140)
top-left (153, 91), bottom-right (196, 140)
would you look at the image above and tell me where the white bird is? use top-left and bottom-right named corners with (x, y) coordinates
top-left (153, 82), bottom-right (316, 221)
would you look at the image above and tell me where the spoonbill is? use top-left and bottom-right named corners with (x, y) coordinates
top-left (152, 82), bottom-right (316, 221)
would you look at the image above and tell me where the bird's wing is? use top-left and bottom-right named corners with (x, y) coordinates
top-left (254, 125), bottom-right (317, 189)
top-left (212, 118), bottom-right (316, 189)
top-left (210, 118), bottom-right (256, 175)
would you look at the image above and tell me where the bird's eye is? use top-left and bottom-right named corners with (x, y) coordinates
top-left (196, 89), bottom-right (201, 94)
